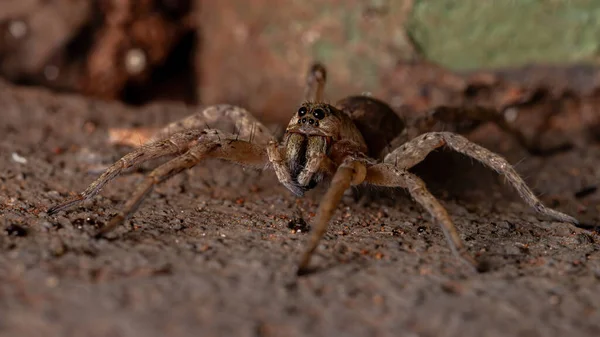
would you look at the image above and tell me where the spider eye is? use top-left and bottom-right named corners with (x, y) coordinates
top-left (298, 107), bottom-right (308, 117)
top-left (313, 108), bottom-right (325, 120)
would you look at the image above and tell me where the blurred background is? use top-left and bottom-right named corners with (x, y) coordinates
top-left (1, 0), bottom-right (599, 135)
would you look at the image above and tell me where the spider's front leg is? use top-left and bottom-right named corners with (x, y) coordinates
top-left (50, 129), bottom-right (269, 237)
top-left (49, 103), bottom-right (275, 234)
top-left (365, 164), bottom-right (480, 270)
top-left (297, 155), bottom-right (368, 275)
top-left (48, 128), bottom-right (207, 215)
top-left (95, 130), bottom-right (269, 236)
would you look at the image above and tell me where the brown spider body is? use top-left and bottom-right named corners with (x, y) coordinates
top-left (282, 96), bottom-right (407, 195)
top-left (283, 101), bottom-right (368, 194)
top-left (48, 63), bottom-right (578, 276)
top-left (336, 96), bottom-right (406, 158)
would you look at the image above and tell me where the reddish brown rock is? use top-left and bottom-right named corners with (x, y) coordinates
top-left (196, 0), bottom-right (416, 124)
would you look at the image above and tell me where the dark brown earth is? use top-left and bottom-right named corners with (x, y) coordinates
top-left (1, 79), bottom-right (600, 337)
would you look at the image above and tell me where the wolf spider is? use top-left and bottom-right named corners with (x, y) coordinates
top-left (48, 63), bottom-right (578, 275)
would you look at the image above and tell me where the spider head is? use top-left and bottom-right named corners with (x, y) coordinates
top-left (286, 102), bottom-right (340, 138)
top-left (281, 102), bottom-right (342, 194)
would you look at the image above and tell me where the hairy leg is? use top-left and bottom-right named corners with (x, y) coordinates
top-left (96, 134), bottom-right (268, 237)
top-left (48, 129), bottom-right (206, 214)
top-left (304, 63), bottom-right (327, 102)
top-left (409, 106), bottom-right (504, 135)
top-left (366, 163), bottom-right (479, 271)
top-left (297, 158), bottom-right (367, 275)
top-left (405, 105), bottom-right (568, 155)
top-left (383, 132), bottom-right (578, 224)
top-left (112, 104), bottom-right (275, 147)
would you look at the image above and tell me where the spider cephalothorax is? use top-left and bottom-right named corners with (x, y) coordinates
top-left (48, 63), bottom-right (578, 276)
top-left (283, 102), bottom-right (368, 194)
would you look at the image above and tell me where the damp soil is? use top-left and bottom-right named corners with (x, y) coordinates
top-left (1, 80), bottom-right (599, 337)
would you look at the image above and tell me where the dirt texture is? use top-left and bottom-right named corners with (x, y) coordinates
top-left (1, 78), bottom-right (600, 337)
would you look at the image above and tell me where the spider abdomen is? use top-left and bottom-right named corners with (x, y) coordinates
top-left (337, 96), bottom-right (405, 159)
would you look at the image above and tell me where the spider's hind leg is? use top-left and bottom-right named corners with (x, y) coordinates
top-left (304, 63), bottom-right (327, 102)
top-left (383, 132), bottom-right (578, 224)
top-left (406, 105), bottom-right (570, 155)
top-left (112, 105), bottom-right (274, 147)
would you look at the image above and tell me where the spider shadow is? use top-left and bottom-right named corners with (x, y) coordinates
top-left (294, 253), bottom-right (372, 278)
top-left (409, 148), bottom-right (507, 200)
top-left (354, 148), bottom-right (517, 208)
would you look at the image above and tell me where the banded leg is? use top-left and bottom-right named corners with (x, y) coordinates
top-left (48, 129), bottom-right (206, 214)
top-left (112, 104), bottom-right (275, 147)
top-left (409, 106), bottom-right (508, 136)
top-left (297, 158), bottom-right (367, 275)
top-left (366, 164), bottom-right (479, 270)
top-left (383, 132), bottom-right (578, 224)
top-left (304, 63), bottom-right (327, 102)
top-left (96, 135), bottom-right (268, 237)
top-left (406, 105), bottom-right (568, 155)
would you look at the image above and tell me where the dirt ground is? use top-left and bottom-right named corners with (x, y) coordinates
top-left (1, 78), bottom-right (599, 337)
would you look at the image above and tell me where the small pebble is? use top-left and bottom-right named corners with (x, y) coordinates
top-left (552, 224), bottom-right (572, 237)
top-left (576, 233), bottom-right (594, 244)
top-left (39, 220), bottom-right (53, 230)
top-left (441, 281), bottom-right (465, 295)
top-left (8, 20), bottom-right (28, 39)
top-left (56, 216), bottom-right (71, 229)
top-left (5, 224), bottom-right (27, 237)
top-left (170, 219), bottom-right (183, 231)
top-left (288, 217), bottom-right (310, 233)
top-left (46, 276), bottom-right (59, 288)
top-left (49, 239), bottom-right (66, 257)
top-left (11, 152), bottom-right (27, 164)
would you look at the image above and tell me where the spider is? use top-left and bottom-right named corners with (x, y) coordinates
top-left (48, 63), bottom-right (578, 275)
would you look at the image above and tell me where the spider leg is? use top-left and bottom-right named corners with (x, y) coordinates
top-left (383, 132), bottom-right (578, 224)
top-left (304, 63), bottom-right (327, 102)
top-left (409, 106), bottom-right (500, 135)
top-left (407, 105), bottom-right (566, 155)
top-left (114, 105), bottom-right (275, 147)
top-left (47, 129), bottom-right (206, 214)
top-left (366, 163), bottom-right (480, 271)
top-left (297, 158), bottom-right (367, 275)
top-left (95, 132), bottom-right (268, 237)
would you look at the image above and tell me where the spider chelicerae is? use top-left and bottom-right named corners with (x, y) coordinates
top-left (48, 63), bottom-right (578, 275)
